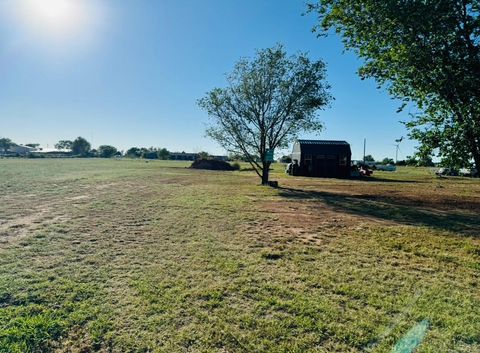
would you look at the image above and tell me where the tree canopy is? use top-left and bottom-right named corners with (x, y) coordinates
top-left (382, 157), bottom-right (395, 165)
top-left (71, 137), bottom-right (91, 157)
top-left (142, 148), bottom-right (159, 160)
top-left (157, 148), bottom-right (170, 160)
top-left (98, 145), bottom-right (118, 158)
top-left (199, 45), bottom-right (332, 184)
top-left (308, 0), bottom-right (480, 170)
top-left (0, 138), bottom-right (15, 153)
top-left (126, 147), bottom-right (142, 158)
top-left (55, 140), bottom-right (73, 150)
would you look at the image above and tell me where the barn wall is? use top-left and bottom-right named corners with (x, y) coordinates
top-left (292, 142), bottom-right (351, 178)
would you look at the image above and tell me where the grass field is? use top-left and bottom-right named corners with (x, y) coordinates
top-left (0, 159), bottom-right (479, 353)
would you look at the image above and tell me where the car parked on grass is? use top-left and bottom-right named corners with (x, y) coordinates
top-left (435, 168), bottom-right (459, 176)
top-left (459, 168), bottom-right (479, 177)
top-left (375, 164), bottom-right (397, 172)
top-left (436, 167), bottom-right (479, 177)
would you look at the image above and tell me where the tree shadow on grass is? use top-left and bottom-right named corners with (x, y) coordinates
top-left (351, 176), bottom-right (422, 183)
top-left (278, 187), bottom-right (480, 237)
top-left (291, 175), bottom-right (423, 183)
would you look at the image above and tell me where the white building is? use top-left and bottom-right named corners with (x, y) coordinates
top-left (8, 145), bottom-right (37, 156)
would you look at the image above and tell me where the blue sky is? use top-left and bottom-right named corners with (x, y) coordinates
top-left (0, 0), bottom-right (417, 160)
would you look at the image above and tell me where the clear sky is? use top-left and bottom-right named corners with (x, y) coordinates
top-left (0, 0), bottom-right (418, 160)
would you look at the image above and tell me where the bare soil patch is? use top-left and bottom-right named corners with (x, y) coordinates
top-left (257, 175), bottom-right (480, 241)
top-left (0, 208), bottom-right (67, 243)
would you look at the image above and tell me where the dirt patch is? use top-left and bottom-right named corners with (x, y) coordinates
top-left (253, 177), bottom-right (480, 243)
top-left (69, 195), bottom-right (90, 201)
top-left (95, 182), bottom-right (120, 190)
top-left (0, 208), bottom-right (67, 244)
top-left (282, 179), bottom-right (480, 212)
top-left (254, 199), bottom-right (387, 246)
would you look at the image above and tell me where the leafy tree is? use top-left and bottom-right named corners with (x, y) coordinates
top-left (364, 155), bottom-right (375, 162)
top-left (142, 148), bottom-right (158, 160)
top-left (55, 140), bottom-right (73, 150)
top-left (199, 45), bottom-right (332, 185)
top-left (71, 137), bottom-right (91, 156)
top-left (125, 147), bottom-right (142, 158)
top-left (197, 151), bottom-right (210, 160)
top-left (416, 155), bottom-right (435, 167)
top-left (126, 147), bottom-right (142, 158)
top-left (157, 148), bottom-right (171, 160)
top-left (382, 158), bottom-right (395, 165)
top-left (308, 0), bottom-right (480, 170)
top-left (89, 149), bottom-right (98, 157)
top-left (0, 138), bottom-right (15, 153)
top-left (98, 145), bottom-right (118, 158)
top-left (139, 148), bottom-right (149, 157)
top-left (405, 155), bottom-right (419, 167)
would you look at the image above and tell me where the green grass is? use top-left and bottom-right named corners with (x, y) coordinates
top-left (0, 159), bottom-right (479, 352)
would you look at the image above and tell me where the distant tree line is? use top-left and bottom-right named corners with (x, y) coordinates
top-left (0, 136), bottom-right (160, 159)
top-left (1, 136), bottom-right (216, 160)
top-left (62, 138), bottom-right (176, 159)
top-left (52, 137), bottom-right (121, 158)
top-left (362, 154), bottom-right (434, 167)
top-left (396, 156), bottom-right (435, 168)
top-left (125, 147), bottom-right (171, 159)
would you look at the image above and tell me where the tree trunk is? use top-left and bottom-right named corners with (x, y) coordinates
top-left (471, 144), bottom-right (480, 174)
top-left (261, 162), bottom-right (270, 185)
top-left (465, 124), bottom-right (480, 173)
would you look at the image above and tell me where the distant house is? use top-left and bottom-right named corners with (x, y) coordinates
top-left (168, 153), bottom-right (228, 161)
top-left (169, 152), bottom-right (199, 161)
top-left (31, 148), bottom-right (71, 157)
top-left (212, 155), bottom-right (229, 162)
top-left (291, 140), bottom-right (352, 178)
top-left (8, 145), bottom-right (36, 156)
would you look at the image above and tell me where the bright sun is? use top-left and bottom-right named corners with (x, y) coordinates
top-left (13, 0), bottom-right (97, 42)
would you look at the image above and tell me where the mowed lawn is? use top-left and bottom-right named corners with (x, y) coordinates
top-left (0, 159), bottom-right (479, 353)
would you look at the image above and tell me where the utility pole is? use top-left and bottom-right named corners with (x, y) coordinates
top-left (363, 138), bottom-right (366, 163)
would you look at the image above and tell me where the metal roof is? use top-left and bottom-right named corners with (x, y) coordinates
top-left (296, 140), bottom-right (350, 145)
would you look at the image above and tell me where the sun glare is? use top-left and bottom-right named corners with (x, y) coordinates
top-left (4, 0), bottom-right (105, 48)
top-left (19, 0), bottom-right (89, 38)
top-left (27, 0), bottom-right (80, 28)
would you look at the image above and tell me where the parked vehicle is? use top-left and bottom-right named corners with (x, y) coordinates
top-left (359, 164), bottom-right (373, 176)
top-left (435, 168), bottom-right (459, 176)
top-left (375, 164), bottom-right (397, 172)
top-left (350, 160), bottom-right (374, 177)
top-left (459, 168), bottom-right (479, 177)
